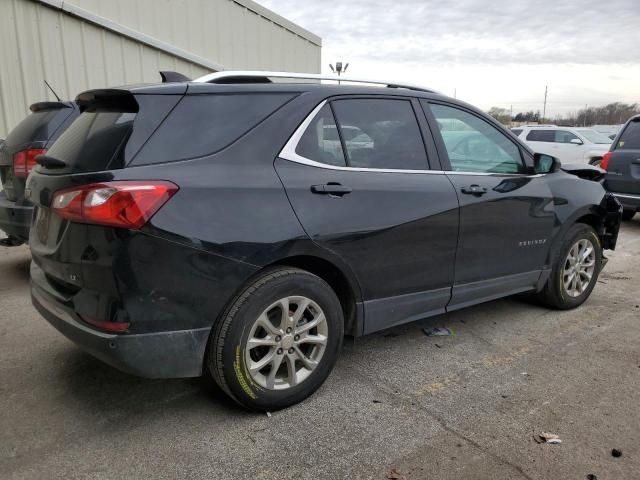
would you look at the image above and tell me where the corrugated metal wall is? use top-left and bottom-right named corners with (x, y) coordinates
top-left (70, 0), bottom-right (322, 73)
top-left (0, 0), bottom-right (321, 138)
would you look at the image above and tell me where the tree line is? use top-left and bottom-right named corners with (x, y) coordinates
top-left (487, 103), bottom-right (640, 126)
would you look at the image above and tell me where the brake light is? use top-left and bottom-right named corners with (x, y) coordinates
top-left (601, 152), bottom-right (612, 171)
top-left (52, 181), bottom-right (178, 229)
top-left (13, 148), bottom-right (46, 177)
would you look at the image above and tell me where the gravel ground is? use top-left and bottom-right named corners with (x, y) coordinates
top-left (1, 219), bottom-right (639, 479)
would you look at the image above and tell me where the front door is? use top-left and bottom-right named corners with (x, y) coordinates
top-left (275, 97), bottom-right (459, 333)
top-left (425, 101), bottom-right (556, 309)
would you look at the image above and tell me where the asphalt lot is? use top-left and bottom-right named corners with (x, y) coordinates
top-left (1, 220), bottom-right (639, 480)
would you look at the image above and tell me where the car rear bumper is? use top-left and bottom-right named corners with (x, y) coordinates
top-left (611, 192), bottom-right (640, 211)
top-left (0, 191), bottom-right (32, 241)
top-left (31, 279), bottom-right (211, 379)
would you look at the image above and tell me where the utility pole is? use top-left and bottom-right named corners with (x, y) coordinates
top-left (542, 85), bottom-right (548, 123)
top-left (454, 88), bottom-right (457, 99)
top-left (510, 104), bottom-right (513, 123)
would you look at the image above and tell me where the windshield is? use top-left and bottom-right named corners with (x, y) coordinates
top-left (575, 129), bottom-right (612, 144)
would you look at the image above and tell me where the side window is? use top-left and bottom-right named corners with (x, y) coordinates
top-left (428, 103), bottom-right (524, 174)
top-left (511, 129), bottom-right (523, 136)
top-left (526, 130), bottom-right (555, 142)
top-left (295, 104), bottom-right (346, 166)
top-left (331, 99), bottom-right (428, 170)
top-left (554, 130), bottom-right (580, 143)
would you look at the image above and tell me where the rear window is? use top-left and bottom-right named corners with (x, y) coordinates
top-left (5, 108), bottom-right (70, 147)
top-left (46, 110), bottom-right (136, 173)
top-left (132, 93), bottom-right (295, 165)
top-left (42, 94), bottom-right (181, 174)
top-left (617, 121), bottom-right (640, 150)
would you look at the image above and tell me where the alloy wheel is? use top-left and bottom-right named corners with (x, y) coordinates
top-left (562, 238), bottom-right (596, 297)
top-left (245, 296), bottom-right (328, 390)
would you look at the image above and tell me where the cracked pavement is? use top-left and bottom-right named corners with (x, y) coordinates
top-left (1, 219), bottom-right (639, 479)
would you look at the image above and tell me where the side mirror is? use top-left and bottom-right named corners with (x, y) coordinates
top-left (570, 138), bottom-right (583, 145)
top-left (534, 153), bottom-right (561, 174)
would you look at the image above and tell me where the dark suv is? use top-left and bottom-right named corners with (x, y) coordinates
top-left (27, 72), bottom-right (621, 410)
top-left (0, 101), bottom-right (79, 245)
top-left (602, 115), bottom-right (640, 220)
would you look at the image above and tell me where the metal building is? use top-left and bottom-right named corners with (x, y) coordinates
top-left (0, 0), bottom-right (321, 137)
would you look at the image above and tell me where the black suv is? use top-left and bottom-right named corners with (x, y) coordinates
top-left (27, 73), bottom-right (622, 410)
top-left (0, 101), bottom-right (79, 245)
top-left (602, 115), bottom-right (640, 220)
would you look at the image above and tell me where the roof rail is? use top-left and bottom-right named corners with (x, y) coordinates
top-left (192, 71), bottom-right (436, 93)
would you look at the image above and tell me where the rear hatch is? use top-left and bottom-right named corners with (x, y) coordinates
top-left (28, 87), bottom-right (185, 296)
top-left (0, 102), bottom-right (75, 202)
top-left (604, 117), bottom-right (640, 195)
top-left (28, 83), bottom-right (295, 309)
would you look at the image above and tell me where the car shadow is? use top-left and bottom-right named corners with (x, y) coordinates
top-left (0, 250), bottom-right (31, 286)
top-left (57, 347), bottom-right (246, 419)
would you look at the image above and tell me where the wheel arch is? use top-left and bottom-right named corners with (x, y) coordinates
top-left (267, 254), bottom-right (363, 337)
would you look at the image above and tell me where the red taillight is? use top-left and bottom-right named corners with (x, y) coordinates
top-left (80, 315), bottom-right (130, 332)
top-left (601, 152), bottom-right (612, 171)
top-left (52, 181), bottom-right (178, 229)
top-left (13, 148), bottom-right (46, 177)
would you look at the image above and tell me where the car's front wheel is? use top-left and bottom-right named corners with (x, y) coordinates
top-left (535, 224), bottom-right (602, 309)
top-left (206, 267), bottom-right (344, 410)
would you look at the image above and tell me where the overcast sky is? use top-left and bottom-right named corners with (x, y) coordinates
top-left (257, 0), bottom-right (640, 116)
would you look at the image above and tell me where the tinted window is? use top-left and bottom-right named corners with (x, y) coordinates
top-left (526, 130), bottom-right (555, 142)
top-left (429, 103), bottom-right (524, 174)
top-left (295, 104), bottom-right (346, 166)
top-left (617, 121), bottom-right (640, 150)
top-left (511, 129), bottom-right (523, 136)
top-left (135, 93), bottom-right (295, 165)
top-left (5, 108), bottom-right (71, 147)
top-left (46, 110), bottom-right (136, 173)
top-left (331, 99), bottom-right (428, 170)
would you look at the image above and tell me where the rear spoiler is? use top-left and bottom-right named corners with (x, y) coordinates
top-left (160, 70), bottom-right (191, 83)
top-left (30, 101), bottom-right (74, 112)
top-left (76, 89), bottom-right (139, 113)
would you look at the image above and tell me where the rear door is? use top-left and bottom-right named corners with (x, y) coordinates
top-left (424, 101), bottom-right (556, 309)
top-left (523, 129), bottom-right (557, 157)
top-left (275, 97), bottom-right (459, 333)
top-left (605, 118), bottom-right (640, 196)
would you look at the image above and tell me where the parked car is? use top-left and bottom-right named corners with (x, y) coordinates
top-left (0, 101), bottom-right (79, 246)
top-left (27, 72), bottom-right (621, 410)
top-left (602, 115), bottom-right (640, 221)
top-left (512, 125), bottom-right (611, 165)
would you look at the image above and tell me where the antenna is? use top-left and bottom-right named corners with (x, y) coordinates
top-left (44, 80), bottom-right (61, 102)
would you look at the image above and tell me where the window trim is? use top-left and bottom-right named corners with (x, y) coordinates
top-left (423, 100), bottom-right (530, 176)
top-left (279, 99), bottom-right (438, 174)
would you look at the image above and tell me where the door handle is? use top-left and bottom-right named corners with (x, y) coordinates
top-left (310, 183), bottom-right (352, 196)
top-left (461, 184), bottom-right (487, 196)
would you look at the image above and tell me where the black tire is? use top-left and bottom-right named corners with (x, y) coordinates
top-left (535, 224), bottom-right (602, 310)
top-left (622, 209), bottom-right (636, 221)
top-left (206, 267), bottom-right (344, 411)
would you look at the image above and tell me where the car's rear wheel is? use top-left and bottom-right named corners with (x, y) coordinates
top-left (535, 224), bottom-right (602, 309)
top-left (206, 267), bottom-right (343, 410)
top-left (622, 209), bottom-right (636, 221)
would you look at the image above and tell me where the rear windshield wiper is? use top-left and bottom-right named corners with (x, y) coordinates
top-left (36, 154), bottom-right (67, 169)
